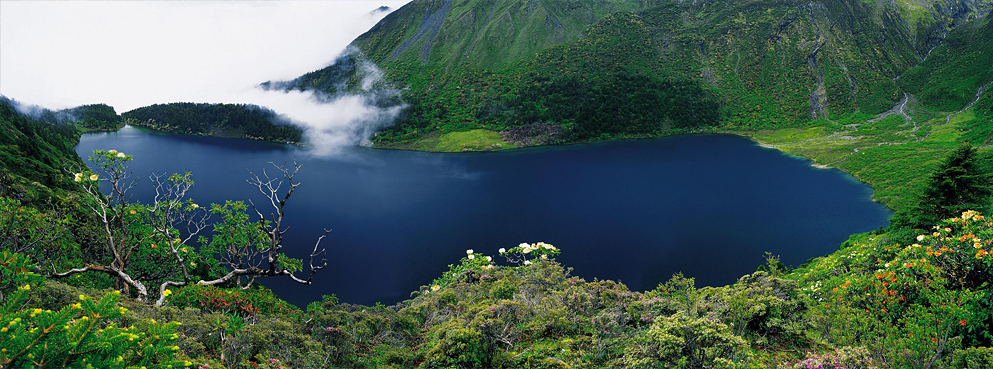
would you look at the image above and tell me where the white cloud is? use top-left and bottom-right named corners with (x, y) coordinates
top-left (1, 1), bottom-right (411, 154)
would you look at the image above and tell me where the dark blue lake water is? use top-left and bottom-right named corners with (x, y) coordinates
top-left (76, 127), bottom-right (892, 306)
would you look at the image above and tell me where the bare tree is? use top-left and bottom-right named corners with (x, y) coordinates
top-left (53, 150), bottom-right (328, 306)
top-left (154, 161), bottom-right (328, 306)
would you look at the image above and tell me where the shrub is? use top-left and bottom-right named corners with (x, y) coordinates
top-left (781, 346), bottom-right (878, 369)
top-left (1, 252), bottom-right (188, 368)
top-left (624, 311), bottom-right (751, 368)
top-left (166, 284), bottom-right (298, 317)
top-left (942, 347), bottom-right (993, 368)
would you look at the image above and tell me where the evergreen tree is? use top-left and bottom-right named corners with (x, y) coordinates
top-left (895, 144), bottom-right (993, 230)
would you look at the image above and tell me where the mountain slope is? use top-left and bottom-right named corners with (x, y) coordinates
top-left (286, 0), bottom-right (990, 146)
top-left (0, 98), bottom-right (85, 202)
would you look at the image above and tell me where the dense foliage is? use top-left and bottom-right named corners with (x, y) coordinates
top-left (70, 104), bottom-right (123, 132)
top-left (122, 103), bottom-right (303, 144)
top-left (0, 99), bottom-right (84, 202)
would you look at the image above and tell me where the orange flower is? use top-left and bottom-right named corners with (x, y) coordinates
top-left (875, 273), bottom-right (884, 279)
top-left (926, 250), bottom-right (934, 256)
top-left (151, 244), bottom-right (157, 249)
top-left (903, 263), bottom-right (914, 268)
top-left (959, 319), bottom-right (967, 326)
top-left (941, 247), bottom-right (949, 252)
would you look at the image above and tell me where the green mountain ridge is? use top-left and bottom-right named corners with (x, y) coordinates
top-left (285, 0), bottom-right (991, 139)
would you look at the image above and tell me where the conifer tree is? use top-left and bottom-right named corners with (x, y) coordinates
top-left (895, 144), bottom-right (993, 230)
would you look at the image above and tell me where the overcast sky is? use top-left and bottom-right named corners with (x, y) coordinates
top-left (0, 1), bottom-right (410, 112)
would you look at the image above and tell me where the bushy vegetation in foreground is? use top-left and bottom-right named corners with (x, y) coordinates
top-left (4, 219), bottom-right (993, 368)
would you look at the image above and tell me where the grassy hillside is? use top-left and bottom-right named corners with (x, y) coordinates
top-left (290, 0), bottom-right (990, 144)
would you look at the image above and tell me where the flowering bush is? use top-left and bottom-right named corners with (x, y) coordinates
top-left (166, 284), bottom-right (297, 317)
top-left (781, 346), bottom-right (878, 369)
top-left (500, 242), bottom-right (560, 266)
top-left (797, 211), bottom-right (993, 367)
top-left (424, 249), bottom-right (496, 294)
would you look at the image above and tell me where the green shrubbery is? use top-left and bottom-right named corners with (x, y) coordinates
top-left (1, 252), bottom-right (188, 368)
top-left (165, 284), bottom-right (297, 318)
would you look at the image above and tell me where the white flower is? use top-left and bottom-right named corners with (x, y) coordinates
top-left (485, 256), bottom-right (492, 262)
top-left (468, 255), bottom-right (475, 260)
top-left (498, 248), bottom-right (506, 254)
top-left (483, 265), bottom-right (493, 270)
top-left (117, 152), bottom-right (126, 158)
top-left (524, 260), bottom-right (532, 265)
top-left (74, 173), bottom-right (83, 182)
top-left (466, 249), bottom-right (474, 254)
top-left (917, 235), bottom-right (925, 241)
top-left (108, 150), bottom-right (118, 154)
top-left (191, 203), bottom-right (199, 209)
top-left (518, 243), bottom-right (529, 248)
top-left (89, 174), bottom-right (99, 181)
top-left (522, 248), bottom-right (531, 254)
top-left (541, 255), bottom-right (547, 260)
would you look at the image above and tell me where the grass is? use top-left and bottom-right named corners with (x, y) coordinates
top-left (744, 82), bottom-right (992, 211)
top-left (410, 129), bottom-right (516, 152)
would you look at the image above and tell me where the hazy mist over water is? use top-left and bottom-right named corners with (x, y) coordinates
top-left (0, 1), bottom-right (410, 153)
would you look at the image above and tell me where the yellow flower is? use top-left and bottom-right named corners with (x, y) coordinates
top-left (431, 285), bottom-right (440, 291)
top-left (89, 174), bottom-right (99, 181)
top-left (162, 290), bottom-right (172, 297)
top-left (108, 150), bottom-right (117, 154)
top-left (190, 261), bottom-right (196, 267)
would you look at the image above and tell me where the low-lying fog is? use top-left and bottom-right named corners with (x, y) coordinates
top-left (0, 1), bottom-right (411, 155)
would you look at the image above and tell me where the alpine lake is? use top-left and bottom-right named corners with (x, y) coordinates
top-left (76, 126), bottom-right (892, 307)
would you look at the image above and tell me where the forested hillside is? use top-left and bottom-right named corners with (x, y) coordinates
top-left (0, 99), bottom-right (85, 202)
top-left (122, 103), bottom-right (304, 144)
